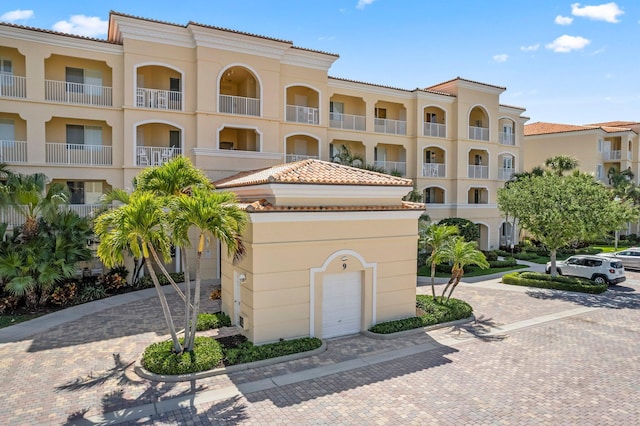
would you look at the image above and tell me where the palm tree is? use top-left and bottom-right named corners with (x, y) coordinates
top-left (95, 191), bottom-right (182, 353)
top-left (420, 223), bottom-right (459, 299)
top-left (439, 237), bottom-right (489, 301)
top-left (171, 186), bottom-right (247, 351)
top-left (0, 172), bottom-right (69, 239)
top-left (545, 155), bottom-right (579, 176)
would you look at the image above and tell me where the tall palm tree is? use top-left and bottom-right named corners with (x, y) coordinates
top-left (545, 155), bottom-right (579, 176)
top-left (95, 191), bottom-right (182, 353)
top-left (0, 172), bottom-right (69, 239)
top-left (171, 186), bottom-right (247, 351)
top-left (420, 223), bottom-right (459, 299)
top-left (439, 237), bottom-right (489, 301)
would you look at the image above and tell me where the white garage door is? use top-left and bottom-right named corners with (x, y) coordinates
top-left (322, 271), bottom-right (362, 338)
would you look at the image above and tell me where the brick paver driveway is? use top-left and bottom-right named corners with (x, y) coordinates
top-left (1, 272), bottom-right (639, 425)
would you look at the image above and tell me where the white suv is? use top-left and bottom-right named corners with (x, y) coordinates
top-left (545, 255), bottom-right (626, 285)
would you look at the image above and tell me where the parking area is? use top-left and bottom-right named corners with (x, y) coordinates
top-left (1, 271), bottom-right (639, 425)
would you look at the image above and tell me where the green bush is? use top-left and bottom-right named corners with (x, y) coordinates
top-left (489, 258), bottom-right (517, 268)
top-left (224, 337), bottom-right (322, 366)
top-left (502, 271), bottom-right (607, 294)
top-left (196, 312), bottom-right (232, 331)
top-left (136, 272), bottom-right (185, 289)
top-left (513, 252), bottom-right (541, 261)
top-left (142, 336), bottom-right (223, 375)
top-left (483, 251), bottom-right (499, 261)
top-left (369, 295), bottom-right (472, 334)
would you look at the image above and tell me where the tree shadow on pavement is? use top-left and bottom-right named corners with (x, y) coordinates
top-left (525, 287), bottom-right (640, 310)
top-left (455, 315), bottom-right (509, 342)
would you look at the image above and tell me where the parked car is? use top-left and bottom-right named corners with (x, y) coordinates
top-left (545, 255), bottom-right (626, 285)
top-left (597, 248), bottom-right (640, 270)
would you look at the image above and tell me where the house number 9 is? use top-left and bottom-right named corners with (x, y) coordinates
top-left (342, 263), bottom-right (347, 270)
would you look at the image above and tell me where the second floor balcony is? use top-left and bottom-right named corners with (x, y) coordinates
top-left (603, 150), bottom-right (622, 161)
top-left (46, 143), bottom-right (112, 166)
top-left (0, 74), bottom-right (26, 98)
top-left (469, 126), bottom-right (489, 141)
top-left (285, 154), bottom-right (319, 163)
top-left (329, 112), bottom-right (366, 131)
top-left (136, 146), bottom-right (182, 166)
top-left (468, 165), bottom-right (489, 179)
top-left (422, 163), bottom-right (446, 178)
top-left (423, 122), bottom-right (446, 138)
top-left (286, 105), bottom-right (319, 124)
top-left (375, 118), bottom-right (407, 135)
top-left (0, 140), bottom-right (27, 163)
top-left (498, 167), bottom-right (515, 180)
top-left (499, 132), bottom-right (515, 145)
top-left (219, 94), bottom-right (260, 116)
top-left (374, 160), bottom-right (406, 176)
top-left (45, 80), bottom-right (112, 107)
top-left (136, 88), bottom-right (182, 111)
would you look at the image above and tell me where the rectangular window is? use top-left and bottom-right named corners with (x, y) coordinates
top-left (597, 164), bottom-right (604, 179)
top-left (375, 108), bottom-right (386, 119)
top-left (169, 130), bottom-right (180, 148)
top-left (65, 67), bottom-right (84, 93)
top-left (330, 101), bottom-right (344, 121)
top-left (67, 125), bottom-right (102, 149)
top-left (597, 139), bottom-right (603, 153)
top-left (0, 118), bottom-right (14, 142)
top-left (474, 189), bottom-right (481, 204)
top-left (426, 112), bottom-right (437, 123)
top-left (67, 181), bottom-right (85, 204)
top-left (0, 58), bottom-right (12, 74)
top-left (169, 77), bottom-right (180, 92)
top-left (66, 124), bottom-right (84, 147)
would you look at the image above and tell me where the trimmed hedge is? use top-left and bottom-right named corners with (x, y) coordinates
top-left (196, 312), bottom-right (232, 331)
top-left (224, 337), bottom-right (322, 366)
top-left (369, 295), bottom-right (472, 334)
top-left (502, 271), bottom-right (607, 294)
top-left (142, 336), bottom-right (223, 375)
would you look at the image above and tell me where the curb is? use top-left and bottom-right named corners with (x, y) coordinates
top-left (134, 339), bottom-right (328, 382)
top-left (362, 315), bottom-right (475, 340)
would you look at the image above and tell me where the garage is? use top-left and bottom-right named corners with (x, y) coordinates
top-left (322, 271), bottom-right (362, 338)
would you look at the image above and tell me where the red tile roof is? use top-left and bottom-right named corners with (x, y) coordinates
top-left (524, 121), bottom-right (635, 136)
top-left (213, 159), bottom-right (413, 188)
top-left (237, 199), bottom-right (424, 212)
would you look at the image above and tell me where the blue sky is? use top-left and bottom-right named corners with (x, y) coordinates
top-left (2, 1), bottom-right (639, 125)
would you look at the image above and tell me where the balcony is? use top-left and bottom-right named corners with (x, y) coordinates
top-left (329, 112), bottom-right (366, 131)
top-left (0, 74), bottom-right (26, 98)
top-left (46, 143), bottom-right (112, 165)
top-left (65, 204), bottom-right (106, 218)
top-left (0, 140), bottom-right (27, 163)
top-left (136, 146), bottom-right (182, 166)
top-left (286, 154), bottom-right (318, 163)
top-left (45, 80), bottom-right (112, 106)
top-left (375, 118), bottom-right (407, 135)
top-left (498, 168), bottom-right (515, 181)
top-left (468, 165), bottom-right (489, 179)
top-left (136, 88), bottom-right (182, 111)
top-left (422, 163), bottom-right (446, 178)
top-left (286, 105), bottom-right (319, 124)
top-left (374, 160), bottom-right (406, 176)
top-left (603, 150), bottom-right (622, 161)
top-left (469, 126), bottom-right (489, 141)
top-left (219, 94), bottom-right (260, 116)
top-left (423, 122), bottom-right (446, 138)
top-left (499, 132), bottom-right (515, 145)
top-left (0, 203), bottom-right (109, 227)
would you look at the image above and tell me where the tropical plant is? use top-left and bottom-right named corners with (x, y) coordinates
top-left (439, 237), bottom-right (489, 301)
top-left (419, 223), bottom-right (459, 298)
top-left (438, 217), bottom-right (479, 242)
top-left (545, 155), bottom-right (579, 176)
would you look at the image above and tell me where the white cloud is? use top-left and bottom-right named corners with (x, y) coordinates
top-left (555, 15), bottom-right (574, 25)
top-left (492, 54), bottom-right (508, 63)
top-left (571, 2), bottom-right (624, 23)
top-left (545, 35), bottom-right (591, 53)
top-left (520, 43), bottom-right (540, 52)
top-left (52, 15), bottom-right (108, 37)
top-left (0, 9), bottom-right (34, 22)
top-left (356, 0), bottom-right (375, 10)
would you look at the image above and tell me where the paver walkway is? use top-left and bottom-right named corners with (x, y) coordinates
top-left (1, 269), bottom-right (639, 425)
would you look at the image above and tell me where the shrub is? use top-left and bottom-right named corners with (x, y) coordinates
top-left (50, 282), bottom-right (78, 306)
top-left (136, 272), bottom-right (185, 290)
top-left (488, 258), bottom-right (517, 268)
top-left (513, 252), bottom-right (541, 261)
top-left (142, 336), bottom-right (223, 375)
top-left (502, 271), bottom-right (607, 294)
top-left (79, 285), bottom-right (108, 303)
top-left (99, 271), bottom-right (128, 293)
top-left (483, 251), bottom-right (499, 261)
top-left (369, 295), bottom-right (472, 334)
top-left (0, 294), bottom-right (19, 314)
top-left (196, 312), bottom-right (231, 331)
top-left (224, 337), bottom-right (322, 366)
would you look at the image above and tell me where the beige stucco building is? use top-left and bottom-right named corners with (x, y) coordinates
top-left (213, 159), bottom-right (423, 343)
top-left (0, 11), bottom-right (528, 259)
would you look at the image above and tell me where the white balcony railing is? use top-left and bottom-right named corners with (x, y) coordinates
top-left (0, 74), bottom-right (26, 98)
top-left (136, 146), bottom-right (182, 166)
top-left (422, 162), bottom-right (446, 177)
top-left (603, 150), bottom-right (622, 161)
top-left (374, 161), bottom-right (406, 176)
top-left (468, 165), bottom-right (489, 179)
top-left (46, 143), bottom-right (112, 165)
top-left (1, 203), bottom-right (111, 227)
top-left (64, 204), bottom-right (106, 218)
top-left (499, 132), bottom-right (515, 145)
top-left (219, 94), bottom-right (260, 116)
top-left (136, 88), bottom-right (182, 110)
top-left (375, 118), bottom-right (407, 135)
top-left (423, 122), bottom-right (446, 138)
top-left (498, 167), bottom-right (515, 180)
top-left (285, 154), bottom-right (318, 163)
top-left (329, 112), bottom-right (366, 131)
top-left (45, 80), bottom-right (112, 106)
top-left (469, 126), bottom-right (489, 141)
top-left (0, 140), bottom-right (27, 163)
top-left (286, 105), bottom-right (319, 124)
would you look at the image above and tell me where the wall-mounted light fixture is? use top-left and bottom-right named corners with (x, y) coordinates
top-left (239, 273), bottom-right (247, 283)
top-left (341, 256), bottom-right (348, 262)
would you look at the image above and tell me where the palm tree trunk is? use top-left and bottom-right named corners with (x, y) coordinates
top-left (181, 247), bottom-right (191, 347)
top-left (147, 245), bottom-right (182, 353)
top-left (185, 238), bottom-right (203, 351)
top-left (151, 252), bottom-right (192, 308)
top-left (430, 260), bottom-right (437, 299)
top-left (441, 275), bottom-right (455, 299)
top-left (446, 273), bottom-right (463, 301)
